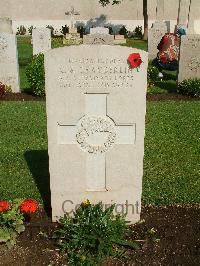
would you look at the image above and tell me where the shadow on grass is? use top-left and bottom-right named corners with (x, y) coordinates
top-left (24, 150), bottom-right (51, 217)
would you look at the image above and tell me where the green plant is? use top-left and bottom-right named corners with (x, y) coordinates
top-left (16, 25), bottom-right (26, 35)
top-left (0, 200), bottom-right (25, 248)
top-left (28, 26), bottom-right (35, 35)
top-left (26, 53), bottom-right (45, 96)
top-left (134, 25), bottom-right (142, 38)
top-left (178, 78), bottom-right (200, 98)
top-left (119, 26), bottom-right (128, 36)
top-left (54, 201), bottom-right (139, 265)
top-left (61, 25), bottom-right (69, 35)
top-left (77, 25), bottom-right (86, 38)
top-left (52, 37), bottom-right (65, 48)
top-left (0, 199), bottom-right (38, 248)
top-left (147, 65), bottom-right (159, 88)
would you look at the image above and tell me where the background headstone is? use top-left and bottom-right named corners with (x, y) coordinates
top-left (178, 34), bottom-right (200, 82)
top-left (0, 33), bottom-right (20, 92)
top-left (32, 28), bottom-right (51, 55)
top-left (148, 21), bottom-right (167, 60)
top-left (0, 17), bottom-right (13, 33)
top-left (83, 34), bottom-right (114, 45)
top-left (90, 27), bottom-right (109, 35)
top-left (45, 45), bottom-right (148, 223)
top-left (114, 35), bottom-right (126, 44)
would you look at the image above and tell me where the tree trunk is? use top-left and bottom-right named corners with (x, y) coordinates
top-left (143, 0), bottom-right (148, 40)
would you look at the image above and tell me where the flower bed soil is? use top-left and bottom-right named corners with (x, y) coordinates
top-left (0, 205), bottom-right (199, 266)
top-left (0, 92), bottom-right (199, 102)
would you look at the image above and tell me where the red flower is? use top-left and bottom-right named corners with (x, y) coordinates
top-left (20, 199), bottom-right (38, 214)
top-left (160, 53), bottom-right (168, 64)
top-left (128, 53), bottom-right (142, 68)
top-left (0, 201), bottom-right (9, 212)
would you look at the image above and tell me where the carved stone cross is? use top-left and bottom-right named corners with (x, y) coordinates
top-left (58, 93), bottom-right (135, 191)
top-left (65, 6), bottom-right (80, 28)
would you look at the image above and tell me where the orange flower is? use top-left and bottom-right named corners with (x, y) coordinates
top-left (0, 201), bottom-right (9, 212)
top-left (128, 53), bottom-right (142, 68)
top-left (20, 199), bottom-right (38, 214)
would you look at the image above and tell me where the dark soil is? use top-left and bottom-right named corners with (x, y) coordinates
top-left (0, 205), bottom-right (199, 266)
top-left (0, 92), bottom-right (199, 102)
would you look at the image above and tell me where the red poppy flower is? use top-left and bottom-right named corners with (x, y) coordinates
top-left (0, 201), bottom-right (9, 212)
top-left (160, 54), bottom-right (168, 64)
top-left (20, 199), bottom-right (38, 214)
top-left (128, 53), bottom-right (142, 68)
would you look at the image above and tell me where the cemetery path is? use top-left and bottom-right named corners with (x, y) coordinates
top-left (1, 92), bottom-right (200, 102)
top-left (0, 205), bottom-right (199, 266)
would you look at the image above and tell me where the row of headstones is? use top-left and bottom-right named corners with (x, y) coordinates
top-left (148, 0), bottom-right (200, 82)
top-left (64, 26), bottom-right (126, 45)
top-left (0, 19), bottom-right (127, 94)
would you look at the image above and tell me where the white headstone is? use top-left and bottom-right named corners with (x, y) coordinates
top-left (0, 18), bottom-right (13, 33)
top-left (45, 45), bottom-right (148, 223)
top-left (90, 27), bottom-right (109, 35)
top-left (178, 35), bottom-right (200, 83)
top-left (0, 33), bottom-right (20, 92)
top-left (32, 28), bottom-right (51, 55)
top-left (148, 21), bottom-right (167, 60)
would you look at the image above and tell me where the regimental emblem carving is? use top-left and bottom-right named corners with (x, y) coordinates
top-left (76, 115), bottom-right (116, 155)
top-left (188, 57), bottom-right (200, 72)
top-left (92, 38), bottom-right (106, 44)
top-left (39, 33), bottom-right (44, 40)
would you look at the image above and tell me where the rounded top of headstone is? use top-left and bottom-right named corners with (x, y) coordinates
top-left (0, 17), bottom-right (13, 34)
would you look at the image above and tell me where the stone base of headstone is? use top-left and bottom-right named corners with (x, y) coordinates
top-left (114, 35), bottom-right (126, 44)
top-left (83, 34), bottom-right (114, 45)
top-left (65, 33), bottom-right (81, 40)
top-left (68, 27), bottom-right (78, 34)
top-left (148, 21), bottom-right (168, 60)
top-left (90, 27), bottom-right (109, 35)
top-left (178, 34), bottom-right (200, 83)
top-left (63, 33), bottom-right (82, 45)
top-left (0, 33), bottom-right (20, 92)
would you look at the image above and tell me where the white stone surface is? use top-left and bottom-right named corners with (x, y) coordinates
top-left (32, 28), bottom-right (51, 55)
top-left (0, 33), bottom-right (20, 92)
top-left (45, 45), bottom-right (148, 223)
top-left (83, 33), bottom-right (114, 45)
top-left (178, 34), bottom-right (200, 82)
top-left (90, 27), bottom-right (109, 35)
top-left (0, 17), bottom-right (12, 33)
top-left (148, 21), bottom-right (167, 60)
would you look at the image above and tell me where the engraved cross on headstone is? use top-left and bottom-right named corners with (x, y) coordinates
top-left (58, 93), bottom-right (135, 191)
top-left (65, 6), bottom-right (80, 28)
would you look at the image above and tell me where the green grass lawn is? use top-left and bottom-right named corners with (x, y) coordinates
top-left (0, 101), bottom-right (199, 207)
